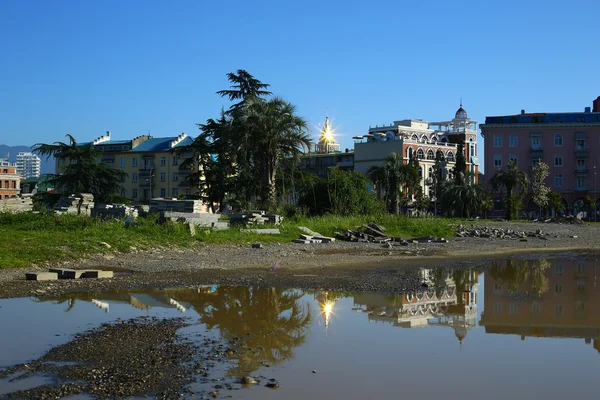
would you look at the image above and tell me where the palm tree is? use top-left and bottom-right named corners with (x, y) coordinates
top-left (367, 153), bottom-right (418, 214)
top-left (440, 176), bottom-right (490, 218)
top-left (33, 134), bottom-right (126, 202)
top-left (241, 96), bottom-right (310, 209)
top-left (489, 160), bottom-right (529, 220)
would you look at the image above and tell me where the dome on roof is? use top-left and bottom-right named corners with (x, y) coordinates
top-left (455, 105), bottom-right (468, 119)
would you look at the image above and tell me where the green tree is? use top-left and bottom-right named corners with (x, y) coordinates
top-left (439, 176), bottom-right (490, 218)
top-left (453, 141), bottom-right (467, 186)
top-left (489, 160), bottom-right (529, 220)
top-left (367, 153), bottom-right (418, 214)
top-left (545, 191), bottom-right (565, 216)
top-left (33, 134), bottom-right (126, 203)
top-left (531, 160), bottom-right (550, 217)
top-left (241, 96), bottom-right (310, 209)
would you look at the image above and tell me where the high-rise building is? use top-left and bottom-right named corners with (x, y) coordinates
top-left (481, 96), bottom-right (600, 218)
top-left (16, 152), bottom-right (41, 179)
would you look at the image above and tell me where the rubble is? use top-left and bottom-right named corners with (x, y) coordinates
top-left (149, 198), bottom-right (209, 214)
top-left (0, 195), bottom-right (34, 213)
top-left (456, 224), bottom-right (549, 240)
top-left (540, 216), bottom-right (585, 225)
top-left (55, 193), bottom-right (94, 215)
top-left (334, 223), bottom-right (447, 245)
top-left (229, 210), bottom-right (283, 226)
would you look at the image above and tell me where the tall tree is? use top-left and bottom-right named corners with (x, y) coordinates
top-left (33, 134), bottom-right (126, 202)
top-left (241, 96), bottom-right (310, 209)
top-left (453, 141), bottom-right (467, 186)
top-left (489, 160), bottom-right (529, 220)
top-left (368, 153), bottom-right (418, 214)
top-left (531, 160), bottom-right (550, 217)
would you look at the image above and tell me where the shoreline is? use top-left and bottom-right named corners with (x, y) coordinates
top-left (1, 220), bottom-right (599, 299)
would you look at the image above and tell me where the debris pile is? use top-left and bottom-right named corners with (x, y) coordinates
top-left (230, 210), bottom-right (283, 226)
top-left (149, 198), bottom-right (208, 214)
top-left (92, 203), bottom-right (139, 219)
top-left (540, 216), bottom-right (584, 225)
top-left (55, 193), bottom-right (94, 215)
top-left (292, 226), bottom-right (336, 244)
top-left (456, 224), bottom-right (548, 240)
top-left (0, 195), bottom-right (34, 213)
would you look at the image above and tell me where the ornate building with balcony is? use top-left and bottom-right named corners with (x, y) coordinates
top-left (481, 96), bottom-right (600, 217)
top-left (55, 132), bottom-right (197, 203)
top-left (353, 104), bottom-right (479, 199)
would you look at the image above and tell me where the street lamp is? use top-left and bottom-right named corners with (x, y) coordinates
top-left (594, 166), bottom-right (597, 223)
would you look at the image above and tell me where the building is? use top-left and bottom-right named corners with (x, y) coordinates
top-left (354, 104), bottom-right (480, 198)
top-left (300, 116), bottom-right (354, 177)
top-left (353, 268), bottom-right (479, 343)
top-left (480, 258), bottom-right (600, 354)
top-left (481, 96), bottom-right (600, 217)
top-left (0, 160), bottom-right (21, 199)
top-left (55, 132), bottom-right (195, 202)
top-left (16, 152), bottom-right (41, 179)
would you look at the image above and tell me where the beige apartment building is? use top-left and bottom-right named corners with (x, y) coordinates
top-left (55, 132), bottom-right (196, 202)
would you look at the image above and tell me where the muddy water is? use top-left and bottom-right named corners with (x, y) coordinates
top-left (2, 255), bottom-right (600, 399)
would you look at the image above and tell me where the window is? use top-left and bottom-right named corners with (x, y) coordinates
top-left (509, 154), bottom-right (518, 164)
top-left (494, 283), bottom-right (502, 294)
top-left (554, 134), bottom-right (563, 147)
top-left (132, 158), bottom-right (138, 167)
top-left (577, 176), bottom-right (586, 189)
top-left (509, 303), bottom-right (519, 316)
top-left (494, 134), bottom-right (502, 147)
top-left (554, 155), bottom-right (563, 167)
top-left (132, 173), bottom-right (138, 182)
top-left (120, 188), bottom-right (126, 197)
top-left (160, 157), bottom-right (166, 166)
top-left (172, 188), bottom-right (179, 197)
top-left (576, 139), bottom-right (587, 150)
top-left (577, 263), bottom-right (586, 274)
top-left (509, 134), bottom-right (518, 147)
top-left (532, 301), bottom-right (541, 314)
top-left (172, 173), bottom-right (178, 182)
top-left (554, 174), bottom-right (563, 187)
top-left (446, 151), bottom-right (455, 162)
top-left (555, 264), bottom-right (563, 276)
top-left (172, 157), bottom-right (179, 166)
top-left (493, 155), bottom-right (502, 168)
top-left (576, 301), bottom-right (586, 312)
top-left (120, 158), bottom-right (125, 167)
top-left (494, 302), bottom-right (502, 315)
top-left (160, 188), bottom-right (166, 197)
top-left (120, 175), bottom-right (125, 183)
top-left (531, 136), bottom-right (541, 148)
top-left (555, 283), bottom-right (563, 295)
top-left (555, 304), bottom-right (563, 317)
top-left (577, 159), bottom-right (587, 168)
top-left (132, 189), bottom-right (138, 199)
top-left (577, 283), bottom-right (586, 294)
top-left (426, 149), bottom-right (435, 160)
top-left (160, 172), bottom-right (166, 182)
top-left (416, 149), bottom-right (424, 159)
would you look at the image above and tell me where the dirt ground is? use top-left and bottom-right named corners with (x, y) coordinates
top-left (1, 220), bottom-right (598, 299)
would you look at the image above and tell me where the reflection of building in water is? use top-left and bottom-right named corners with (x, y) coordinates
top-left (480, 259), bottom-right (600, 353)
top-left (353, 269), bottom-right (479, 343)
top-left (129, 294), bottom-right (190, 312)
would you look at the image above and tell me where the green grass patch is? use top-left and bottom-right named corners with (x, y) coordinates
top-left (0, 212), bottom-right (459, 269)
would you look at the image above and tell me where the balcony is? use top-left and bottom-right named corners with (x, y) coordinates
top-left (576, 165), bottom-right (589, 174)
top-left (575, 146), bottom-right (589, 158)
top-left (530, 146), bottom-right (543, 159)
top-left (575, 186), bottom-right (588, 192)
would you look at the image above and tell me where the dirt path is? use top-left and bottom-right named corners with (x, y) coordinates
top-left (1, 221), bottom-right (598, 299)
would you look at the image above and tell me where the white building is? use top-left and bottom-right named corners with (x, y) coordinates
top-left (16, 152), bottom-right (41, 179)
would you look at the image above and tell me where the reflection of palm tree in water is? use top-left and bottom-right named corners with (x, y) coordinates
top-left (489, 259), bottom-right (549, 297)
top-left (198, 287), bottom-right (312, 377)
top-left (452, 269), bottom-right (477, 305)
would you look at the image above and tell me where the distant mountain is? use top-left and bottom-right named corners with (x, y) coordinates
top-left (0, 145), bottom-right (55, 174)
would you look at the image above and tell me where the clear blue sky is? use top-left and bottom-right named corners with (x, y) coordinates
top-left (1, 0), bottom-right (599, 163)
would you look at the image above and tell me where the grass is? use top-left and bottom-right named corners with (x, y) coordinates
top-left (0, 212), bottom-right (458, 269)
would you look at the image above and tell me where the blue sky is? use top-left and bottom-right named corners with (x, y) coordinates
top-left (1, 0), bottom-right (599, 165)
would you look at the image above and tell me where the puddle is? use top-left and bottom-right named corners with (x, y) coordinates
top-left (1, 257), bottom-right (600, 399)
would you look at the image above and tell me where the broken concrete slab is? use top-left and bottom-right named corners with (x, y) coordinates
top-left (81, 270), bottom-right (114, 279)
top-left (26, 272), bottom-right (58, 281)
top-left (242, 229), bottom-right (281, 235)
top-left (298, 226), bottom-right (324, 237)
top-left (49, 268), bottom-right (87, 279)
top-left (313, 236), bottom-right (335, 243)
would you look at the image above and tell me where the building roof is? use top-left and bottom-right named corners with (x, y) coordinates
top-left (131, 136), bottom-right (193, 152)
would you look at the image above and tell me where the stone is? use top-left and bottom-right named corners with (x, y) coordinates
top-left (81, 270), bottom-right (114, 279)
top-left (187, 222), bottom-right (196, 236)
top-left (98, 241), bottom-right (111, 249)
top-left (251, 243), bottom-right (263, 249)
top-left (241, 376), bottom-right (257, 385)
top-left (26, 272), bottom-right (58, 281)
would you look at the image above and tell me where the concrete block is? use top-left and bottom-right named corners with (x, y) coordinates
top-left (81, 270), bottom-right (114, 279)
top-left (26, 272), bottom-right (58, 281)
top-left (313, 236), bottom-right (335, 243)
top-left (243, 229), bottom-right (281, 234)
top-left (251, 243), bottom-right (263, 249)
top-left (49, 268), bottom-right (87, 279)
top-left (293, 239), bottom-right (310, 244)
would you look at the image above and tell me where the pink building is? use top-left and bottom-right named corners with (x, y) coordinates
top-left (481, 96), bottom-right (600, 218)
